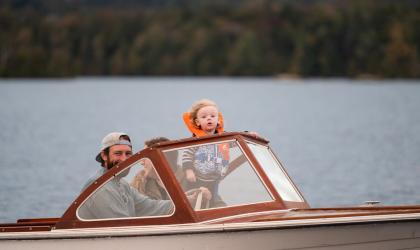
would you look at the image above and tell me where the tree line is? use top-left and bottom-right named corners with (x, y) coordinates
top-left (0, 0), bottom-right (419, 78)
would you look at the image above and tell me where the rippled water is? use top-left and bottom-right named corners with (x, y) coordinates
top-left (1, 77), bottom-right (419, 222)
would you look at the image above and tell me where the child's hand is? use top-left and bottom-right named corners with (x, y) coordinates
top-left (245, 131), bottom-right (267, 140)
top-left (246, 131), bottom-right (259, 137)
top-left (186, 169), bottom-right (196, 182)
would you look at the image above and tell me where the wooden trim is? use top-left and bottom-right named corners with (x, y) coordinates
top-left (0, 225), bottom-right (52, 233)
top-left (16, 218), bottom-right (59, 223)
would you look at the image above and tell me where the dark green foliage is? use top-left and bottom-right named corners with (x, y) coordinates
top-left (0, 0), bottom-right (419, 78)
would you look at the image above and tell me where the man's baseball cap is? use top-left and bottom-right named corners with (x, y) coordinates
top-left (95, 132), bottom-right (132, 163)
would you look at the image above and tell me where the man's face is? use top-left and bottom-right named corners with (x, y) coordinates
top-left (102, 144), bottom-right (133, 169)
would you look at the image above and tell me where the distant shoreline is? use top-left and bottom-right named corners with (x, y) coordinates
top-left (1, 1), bottom-right (419, 79)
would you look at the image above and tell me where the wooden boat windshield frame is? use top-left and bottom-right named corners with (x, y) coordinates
top-left (75, 158), bottom-right (177, 222)
top-left (54, 132), bottom-right (308, 229)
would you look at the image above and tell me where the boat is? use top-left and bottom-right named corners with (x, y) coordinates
top-left (1, 132), bottom-right (420, 249)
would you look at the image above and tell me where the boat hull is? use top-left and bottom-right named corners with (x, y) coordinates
top-left (1, 219), bottom-right (419, 250)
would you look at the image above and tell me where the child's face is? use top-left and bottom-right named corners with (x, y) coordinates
top-left (195, 105), bottom-right (219, 134)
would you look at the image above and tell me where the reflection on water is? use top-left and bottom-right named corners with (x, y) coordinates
top-left (0, 78), bottom-right (419, 222)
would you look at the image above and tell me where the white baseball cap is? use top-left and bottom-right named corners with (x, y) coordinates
top-left (95, 132), bottom-right (132, 163)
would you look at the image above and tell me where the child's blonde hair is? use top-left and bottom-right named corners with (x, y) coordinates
top-left (189, 99), bottom-right (218, 128)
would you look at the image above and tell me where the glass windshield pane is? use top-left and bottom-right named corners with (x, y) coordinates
top-left (247, 142), bottom-right (304, 202)
top-left (77, 159), bottom-right (174, 220)
top-left (163, 140), bottom-right (273, 210)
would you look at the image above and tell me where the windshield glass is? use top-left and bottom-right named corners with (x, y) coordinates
top-left (247, 142), bottom-right (304, 202)
top-left (77, 158), bottom-right (174, 220)
top-left (163, 140), bottom-right (273, 210)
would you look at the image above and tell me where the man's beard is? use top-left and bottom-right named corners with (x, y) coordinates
top-left (106, 159), bottom-right (130, 178)
top-left (105, 159), bottom-right (119, 170)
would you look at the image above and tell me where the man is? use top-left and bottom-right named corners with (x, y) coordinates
top-left (78, 132), bottom-right (174, 219)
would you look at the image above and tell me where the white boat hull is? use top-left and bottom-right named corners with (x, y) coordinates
top-left (1, 217), bottom-right (420, 250)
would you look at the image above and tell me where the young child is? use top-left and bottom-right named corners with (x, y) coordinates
top-left (182, 99), bottom-right (230, 207)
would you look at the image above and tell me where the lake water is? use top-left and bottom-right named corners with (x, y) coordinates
top-left (0, 77), bottom-right (419, 223)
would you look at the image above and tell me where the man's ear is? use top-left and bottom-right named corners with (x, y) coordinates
top-left (101, 151), bottom-right (108, 162)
